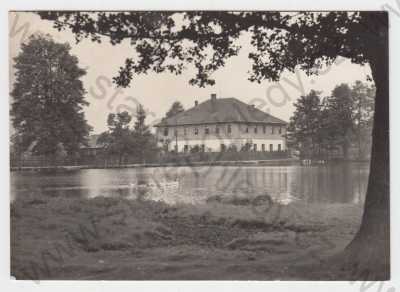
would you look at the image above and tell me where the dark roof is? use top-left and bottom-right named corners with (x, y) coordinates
top-left (80, 134), bottom-right (103, 149)
top-left (155, 97), bottom-right (287, 127)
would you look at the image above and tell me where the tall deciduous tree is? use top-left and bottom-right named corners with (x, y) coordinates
top-left (11, 34), bottom-right (92, 156)
top-left (98, 107), bottom-right (158, 164)
top-left (97, 111), bottom-right (134, 165)
top-left (39, 11), bottom-right (389, 279)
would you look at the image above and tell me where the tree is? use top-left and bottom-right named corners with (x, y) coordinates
top-left (286, 90), bottom-right (323, 159)
top-left (97, 111), bottom-right (134, 165)
top-left (324, 84), bottom-right (354, 159)
top-left (98, 107), bottom-right (158, 164)
top-left (11, 34), bottom-right (92, 156)
top-left (165, 101), bottom-right (185, 118)
top-left (351, 81), bottom-right (375, 159)
top-left (132, 104), bottom-right (158, 163)
top-left (39, 11), bottom-right (389, 279)
top-left (289, 82), bottom-right (375, 160)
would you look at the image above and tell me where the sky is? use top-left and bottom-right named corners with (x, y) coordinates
top-left (9, 12), bottom-right (373, 134)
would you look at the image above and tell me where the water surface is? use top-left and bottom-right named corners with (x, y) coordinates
top-left (11, 163), bottom-right (369, 206)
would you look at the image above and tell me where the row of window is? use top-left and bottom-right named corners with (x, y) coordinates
top-left (181, 143), bottom-right (282, 152)
top-left (163, 125), bottom-right (283, 136)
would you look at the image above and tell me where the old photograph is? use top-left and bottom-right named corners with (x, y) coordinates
top-left (9, 11), bottom-right (389, 280)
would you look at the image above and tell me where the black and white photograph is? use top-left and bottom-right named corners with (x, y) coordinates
top-left (7, 5), bottom-right (394, 284)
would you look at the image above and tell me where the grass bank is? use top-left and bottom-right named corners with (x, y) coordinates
top-left (11, 194), bottom-right (362, 280)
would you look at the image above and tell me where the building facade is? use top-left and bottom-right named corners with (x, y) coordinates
top-left (154, 94), bottom-right (287, 153)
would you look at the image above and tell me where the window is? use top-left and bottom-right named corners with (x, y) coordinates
top-left (220, 144), bottom-right (226, 152)
top-left (278, 127), bottom-right (282, 134)
top-left (245, 126), bottom-right (249, 133)
top-left (205, 127), bottom-right (210, 135)
top-left (201, 144), bottom-right (205, 152)
top-left (174, 129), bottom-right (178, 136)
top-left (163, 127), bottom-right (169, 136)
top-left (278, 144), bottom-right (282, 151)
top-left (215, 126), bottom-right (220, 134)
top-left (254, 126), bottom-right (258, 134)
top-left (271, 126), bottom-right (275, 134)
top-left (227, 124), bottom-right (232, 134)
top-left (253, 144), bottom-right (257, 151)
top-left (194, 128), bottom-right (198, 135)
top-left (184, 128), bottom-right (187, 136)
top-left (263, 125), bottom-right (266, 134)
top-left (269, 144), bottom-right (273, 152)
top-left (184, 145), bottom-right (189, 152)
top-left (262, 144), bottom-right (265, 151)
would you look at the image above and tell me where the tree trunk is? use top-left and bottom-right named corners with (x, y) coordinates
top-left (340, 16), bottom-right (389, 280)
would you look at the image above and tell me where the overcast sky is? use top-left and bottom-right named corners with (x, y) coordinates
top-left (9, 12), bottom-right (373, 134)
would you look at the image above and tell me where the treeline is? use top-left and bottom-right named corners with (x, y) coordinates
top-left (287, 81), bottom-right (375, 160)
top-left (10, 34), bottom-right (374, 165)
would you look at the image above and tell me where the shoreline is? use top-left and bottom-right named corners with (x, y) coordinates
top-left (10, 158), bottom-right (370, 172)
top-left (10, 158), bottom-right (300, 172)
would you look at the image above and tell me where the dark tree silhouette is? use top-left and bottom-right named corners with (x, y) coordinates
top-left (286, 90), bottom-right (324, 159)
top-left (165, 101), bottom-right (185, 118)
top-left (132, 104), bottom-right (158, 163)
top-left (98, 111), bottom-right (134, 165)
top-left (325, 84), bottom-right (354, 159)
top-left (11, 33), bottom-right (92, 156)
top-left (38, 11), bottom-right (389, 279)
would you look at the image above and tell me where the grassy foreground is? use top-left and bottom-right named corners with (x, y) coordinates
top-left (11, 194), bottom-right (362, 280)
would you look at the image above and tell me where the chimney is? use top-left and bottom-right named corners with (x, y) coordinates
top-left (211, 93), bottom-right (217, 101)
top-left (194, 100), bottom-right (198, 106)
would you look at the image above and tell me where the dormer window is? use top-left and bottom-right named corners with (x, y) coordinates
top-left (163, 127), bottom-right (169, 136)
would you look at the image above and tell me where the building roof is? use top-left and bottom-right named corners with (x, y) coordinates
top-left (155, 97), bottom-right (287, 127)
top-left (80, 134), bottom-right (103, 149)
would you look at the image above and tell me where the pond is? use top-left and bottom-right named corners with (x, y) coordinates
top-left (11, 162), bottom-right (369, 206)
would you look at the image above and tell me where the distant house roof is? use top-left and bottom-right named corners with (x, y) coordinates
top-left (80, 134), bottom-right (103, 149)
top-left (155, 97), bottom-right (287, 127)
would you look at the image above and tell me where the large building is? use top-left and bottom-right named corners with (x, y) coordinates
top-left (154, 94), bottom-right (287, 153)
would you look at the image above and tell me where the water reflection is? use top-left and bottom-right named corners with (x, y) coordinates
top-left (10, 163), bottom-right (369, 205)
